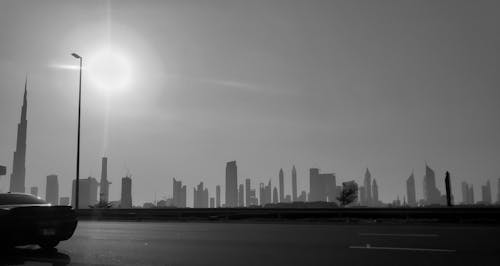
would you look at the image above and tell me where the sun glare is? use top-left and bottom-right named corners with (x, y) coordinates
top-left (87, 49), bottom-right (132, 92)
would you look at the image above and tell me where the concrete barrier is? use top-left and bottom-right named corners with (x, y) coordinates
top-left (76, 207), bottom-right (500, 223)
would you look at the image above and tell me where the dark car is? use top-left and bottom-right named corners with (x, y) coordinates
top-left (0, 193), bottom-right (78, 249)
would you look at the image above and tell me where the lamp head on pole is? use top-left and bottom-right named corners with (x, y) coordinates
top-left (71, 53), bottom-right (82, 59)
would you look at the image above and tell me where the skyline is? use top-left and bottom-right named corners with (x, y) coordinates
top-left (1, 0), bottom-right (500, 206)
top-left (0, 77), bottom-right (500, 208)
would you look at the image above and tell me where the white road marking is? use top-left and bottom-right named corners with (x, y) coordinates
top-left (349, 245), bottom-right (456, 253)
top-left (359, 233), bottom-right (439, 237)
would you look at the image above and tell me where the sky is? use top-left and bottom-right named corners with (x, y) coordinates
top-left (0, 0), bottom-right (499, 206)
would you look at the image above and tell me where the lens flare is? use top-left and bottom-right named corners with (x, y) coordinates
top-left (87, 49), bottom-right (132, 92)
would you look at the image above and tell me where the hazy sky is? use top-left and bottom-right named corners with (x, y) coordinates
top-left (1, 0), bottom-right (499, 206)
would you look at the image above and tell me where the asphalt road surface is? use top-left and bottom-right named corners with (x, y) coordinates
top-left (2, 221), bottom-right (499, 265)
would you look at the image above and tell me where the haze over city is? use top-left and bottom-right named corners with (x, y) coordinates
top-left (1, 0), bottom-right (500, 206)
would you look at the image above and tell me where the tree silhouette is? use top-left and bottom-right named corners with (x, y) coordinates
top-left (337, 183), bottom-right (358, 207)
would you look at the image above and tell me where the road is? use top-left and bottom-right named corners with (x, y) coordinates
top-left (2, 221), bottom-right (499, 265)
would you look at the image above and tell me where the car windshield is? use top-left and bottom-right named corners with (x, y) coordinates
top-left (0, 194), bottom-right (47, 205)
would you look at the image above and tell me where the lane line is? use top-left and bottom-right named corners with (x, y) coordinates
top-left (349, 245), bottom-right (455, 253)
top-left (359, 233), bottom-right (439, 237)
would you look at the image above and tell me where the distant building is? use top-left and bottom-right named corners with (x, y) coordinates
top-left (121, 176), bottom-right (132, 208)
top-left (481, 180), bottom-right (492, 204)
top-left (245, 178), bottom-right (258, 206)
top-left (210, 197), bottom-right (215, 208)
top-left (259, 180), bottom-right (272, 206)
top-left (216, 185), bottom-right (221, 208)
top-left (423, 164), bottom-right (442, 205)
top-left (272, 187), bottom-right (279, 203)
top-left (46, 174), bottom-right (59, 205)
top-left (30, 186), bottom-right (38, 197)
top-left (10, 79), bottom-right (28, 193)
top-left (468, 184), bottom-right (475, 204)
top-left (193, 182), bottom-right (209, 208)
top-left (372, 179), bottom-right (379, 205)
top-left (406, 172), bottom-right (416, 206)
top-left (72, 176), bottom-right (99, 209)
top-left (225, 161), bottom-right (238, 207)
top-left (279, 168), bottom-right (284, 202)
top-left (309, 168), bottom-right (336, 202)
top-left (99, 157), bottom-right (111, 203)
top-left (0, 165), bottom-right (5, 176)
top-left (60, 197), bottom-right (70, 206)
top-left (363, 169), bottom-right (372, 205)
top-left (173, 178), bottom-right (187, 208)
top-left (291, 165), bottom-right (297, 202)
top-left (497, 179), bottom-right (500, 204)
top-left (238, 184), bottom-right (244, 207)
top-left (359, 186), bottom-right (366, 205)
top-left (297, 190), bottom-right (307, 202)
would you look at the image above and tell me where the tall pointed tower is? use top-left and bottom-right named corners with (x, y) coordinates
top-left (99, 157), bottom-right (111, 203)
top-left (10, 77), bottom-right (28, 193)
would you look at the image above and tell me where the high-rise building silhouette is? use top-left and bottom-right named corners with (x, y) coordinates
top-left (279, 168), bottom-right (284, 202)
top-left (481, 180), bottom-right (492, 204)
top-left (72, 176), bottom-right (99, 209)
top-left (291, 165), bottom-right (297, 202)
top-left (363, 168), bottom-right (372, 205)
top-left (445, 171), bottom-right (453, 206)
top-left (173, 178), bottom-right (187, 208)
top-left (225, 161), bottom-right (238, 207)
top-left (461, 181), bottom-right (469, 204)
top-left (272, 187), bottom-right (279, 203)
top-left (193, 182), bottom-right (209, 208)
top-left (372, 179), bottom-right (379, 205)
top-left (259, 180), bottom-right (272, 206)
top-left (216, 185), bottom-right (221, 208)
top-left (9, 78), bottom-right (28, 193)
top-left (210, 197), bottom-right (215, 208)
top-left (309, 168), bottom-right (336, 202)
top-left (497, 178), bottom-right (500, 204)
top-left (59, 197), bottom-right (70, 206)
top-left (30, 186), bottom-right (38, 197)
top-left (468, 184), bottom-right (475, 204)
top-left (406, 171), bottom-right (416, 206)
top-left (297, 190), bottom-right (307, 202)
top-left (423, 164), bottom-right (441, 205)
top-left (46, 174), bottom-right (59, 205)
top-left (238, 184), bottom-right (244, 207)
top-left (99, 157), bottom-right (111, 203)
top-left (245, 178), bottom-right (258, 206)
top-left (121, 175), bottom-right (132, 208)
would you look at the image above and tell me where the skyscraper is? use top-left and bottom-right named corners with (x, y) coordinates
top-left (245, 178), bottom-right (251, 207)
top-left (9, 78), bottom-right (28, 193)
top-left (423, 164), bottom-right (441, 205)
top-left (481, 180), bottom-right (492, 204)
top-left (30, 186), bottom-right (38, 197)
top-left (72, 176), bottom-right (99, 209)
top-left (363, 168), bottom-right (372, 206)
top-left (461, 181), bottom-right (469, 204)
top-left (193, 182), bottom-right (209, 208)
top-left (372, 179), bottom-right (379, 205)
top-left (279, 168), bottom-right (284, 202)
top-left (272, 187), bottom-right (278, 203)
top-left (406, 171), bottom-right (416, 206)
top-left (225, 161), bottom-right (238, 207)
top-left (291, 165), bottom-right (297, 202)
top-left (173, 178), bottom-right (187, 208)
top-left (46, 174), bottom-right (59, 205)
top-left (238, 184), bottom-right (244, 207)
top-left (259, 180), bottom-right (272, 206)
top-left (309, 168), bottom-right (336, 202)
top-left (99, 157), bottom-right (111, 203)
top-left (497, 178), bottom-right (500, 204)
top-left (468, 184), bottom-right (475, 204)
top-left (121, 176), bottom-right (132, 208)
top-left (216, 185), bottom-right (221, 208)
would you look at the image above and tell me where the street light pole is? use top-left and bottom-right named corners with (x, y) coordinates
top-left (71, 53), bottom-right (82, 210)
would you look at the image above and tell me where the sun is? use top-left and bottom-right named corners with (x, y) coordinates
top-left (87, 48), bottom-right (132, 92)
